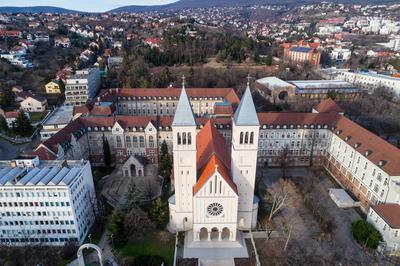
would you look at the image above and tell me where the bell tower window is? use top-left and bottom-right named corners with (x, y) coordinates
top-left (177, 133), bottom-right (181, 145)
top-left (240, 132), bottom-right (244, 144)
top-left (245, 132), bottom-right (249, 144)
top-left (250, 132), bottom-right (254, 144)
top-left (188, 132), bottom-right (192, 145)
top-left (183, 132), bottom-right (187, 144)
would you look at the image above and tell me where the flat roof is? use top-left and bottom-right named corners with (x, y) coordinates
top-left (290, 79), bottom-right (357, 89)
top-left (43, 106), bottom-right (73, 126)
top-left (0, 160), bottom-right (87, 187)
top-left (256, 77), bottom-right (295, 88)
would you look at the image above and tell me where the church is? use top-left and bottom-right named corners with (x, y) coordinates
top-left (168, 80), bottom-right (259, 251)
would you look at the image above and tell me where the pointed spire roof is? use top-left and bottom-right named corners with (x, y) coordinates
top-left (233, 82), bottom-right (259, 126)
top-left (172, 77), bottom-right (196, 127)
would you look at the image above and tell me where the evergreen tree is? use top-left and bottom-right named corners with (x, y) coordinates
top-left (0, 115), bottom-right (8, 132)
top-left (13, 111), bottom-right (33, 137)
top-left (158, 141), bottom-right (172, 178)
top-left (149, 198), bottom-right (169, 229)
top-left (0, 85), bottom-right (14, 110)
top-left (102, 135), bottom-right (111, 167)
top-left (124, 181), bottom-right (143, 211)
top-left (108, 209), bottom-right (126, 247)
top-left (266, 53), bottom-right (273, 66)
top-left (58, 78), bottom-right (66, 94)
top-left (327, 91), bottom-right (337, 100)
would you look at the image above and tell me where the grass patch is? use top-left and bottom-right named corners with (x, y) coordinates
top-left (117, 231), bottom-right (175, 266)
top-left (29, 111), bottom-right (48, 123)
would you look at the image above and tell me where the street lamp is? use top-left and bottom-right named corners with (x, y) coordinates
top-left (110, 234), bottom-right (114, 250)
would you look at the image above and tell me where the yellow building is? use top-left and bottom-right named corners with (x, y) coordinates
top-left (45, 80), bottom-right (61, 94)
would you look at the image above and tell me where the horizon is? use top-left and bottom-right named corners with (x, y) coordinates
top-left (0, 0), bottom-right (178, 12)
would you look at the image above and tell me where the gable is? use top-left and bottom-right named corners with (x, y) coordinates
top-left (194, 169), bottom-right (237, 197)
top-left (112, 121), bottom-right (124, 134)
top-left (145, 121), bottom-right (156, 134)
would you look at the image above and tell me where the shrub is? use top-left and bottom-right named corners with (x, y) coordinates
top-left (351, 220), bottom-right (382, 249)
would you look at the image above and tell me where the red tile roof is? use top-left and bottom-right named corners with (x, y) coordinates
top-left (5, 111), bottom-right (19, 119)
top-left (372, 204), bottom-right (400, 228)
top-left (314, 98), bottom-right (344, 114)
top-left (97, 87), bottom-right (240, 104)
top-left (31, 146), bottom-right (57, 160)
top-left (257, 112), bottom-right (338, 127)
top-left (90, 104), bottom-right (116, 116)
top-left (333, 115), bottom-right (400, 176)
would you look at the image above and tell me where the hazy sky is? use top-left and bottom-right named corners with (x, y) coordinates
top-left (0, 0), bottom-right (177, 12)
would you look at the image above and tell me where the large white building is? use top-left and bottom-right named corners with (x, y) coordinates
top-left (331, 69), bottom-right (400, 97)
top-left (168, 81), bottom-right (259, 261)
top-left (0, 156), bottom-right (97, 246)
top-left (65, 68), bottom-right (101, 106)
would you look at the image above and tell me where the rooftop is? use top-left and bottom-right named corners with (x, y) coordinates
top-left (0, 160), bottom-right (87, 187)
top-left (289, 80), bottom-right (357, 89)
top-left (372, 204), bottom-right (400, 229)
top-left (43, 106), bottom-right (73, 126)
top-left (256, 77), bottom-right (295, 89)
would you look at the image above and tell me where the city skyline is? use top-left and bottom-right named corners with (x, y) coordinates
top-left (0, 0), bottom-right (177, 12)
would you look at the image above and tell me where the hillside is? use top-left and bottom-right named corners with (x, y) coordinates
top-left (0, 6), bottom-right (84, 13)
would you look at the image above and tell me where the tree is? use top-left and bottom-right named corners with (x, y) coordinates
top-left (268, 181), bottom-right (288, 222)
top-left (0, 115), bottom-right (8, 131)
top-left (0, 85), bottom-right (14, 109)
top-left (158, 141), bottom-right (172, 178)
top-left (149, 198), bottom-right (169, 229)
top-left (351, 220), bottom-right (382, 249)
top-left (124, 181), bottom-right (143, 210)
top-left (123, 208), bottom-right (154, 241)
top-left (327, 91), bottom-right (337, 100)
top-left (102, 135), bottom-right (111, 167)
top-left (265, 53), bottom-right (273, 66)
top-left (13, 111), bottom-right (33, 137)
top-left (58, 78), bottom-right (66, 94)
top-left (109, 209), bottom-right (126, 247)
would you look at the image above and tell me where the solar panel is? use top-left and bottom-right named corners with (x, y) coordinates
top-left (27, 167), bottom-right (51, 185)
top-left (49, 167), bottom-right (70, 185)
top-left (17, 167), bottom-right (41, 185)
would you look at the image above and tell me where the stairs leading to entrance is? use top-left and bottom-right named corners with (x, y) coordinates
top-left (200, 259), bottom-right (234, 266)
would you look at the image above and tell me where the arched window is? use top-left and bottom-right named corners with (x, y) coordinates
top-left (139, 136), bottom-right (145, 148)
top-left (149, 136), bottom-right (154, 148)
top-left (177, 132), bottom-right (181, 145)
top-left (133, 136), bottom-right (138, 147)
top-left (245, 132), bottom-right (249, 144)
top-left (182, 132), bottom-right (187, 145)
top-left (188, 132), bottom-right (192, 145)
top-left (126, 136), bottom-right (132, 148)
top-left (250, 132), bottom-right (254, 144)
top-left (240, 132), bottom-right (244, 144)
top-left (116, 136), bottom-right (122, 148)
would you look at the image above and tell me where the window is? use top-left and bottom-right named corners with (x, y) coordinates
top-left (133, 136), bottom-right (138, 147)
top-left (126, 136), bottom-right (132, 148)
top-left (116, 136), bottom-right (122, 148)
top-left (149, 136), bottom-right (154, 148)
top-left (245, 132), bottom-right (249, 144)
top-left (177, 133), bottom-right (181, 145)
top-left (250, 132), bottom-right (254, 144)
top-left (188, 133), bottom-right (192, 145)
top-left (139, 136), bottom-right (145, 148)
top-left (240, 132), bottom-right (244, 144)
top-left (183, 132), bottom-right (187, 145)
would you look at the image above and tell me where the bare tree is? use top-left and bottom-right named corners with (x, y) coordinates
top-left (140, 178), bottom-right (160, 201)
top-left (268, 184), bottom-right (288, 222)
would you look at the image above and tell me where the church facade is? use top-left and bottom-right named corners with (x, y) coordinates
top-left (168, 84), bottom-right (260, 241)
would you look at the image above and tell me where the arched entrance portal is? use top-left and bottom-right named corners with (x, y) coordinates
top-left (278, 91), bottom-right (289, 101)
top-left (130, 164), bottom-right (136, 177)
top-left (210, 227), bottom-right (219, 241)
top-left (221, 227), bottom-right (230, 240)
top-left (77, 243), bottom-right (103, 266)
top-left (199, 227), bottom-right (208, 241)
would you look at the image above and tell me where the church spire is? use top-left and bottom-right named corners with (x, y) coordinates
top-left (172, 76), bottom-right (196, 127)
top-left (233, 76), bottom-right (259, 126)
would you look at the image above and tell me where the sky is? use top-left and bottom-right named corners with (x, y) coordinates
top-left (0, 0), bottom-right (178, 12)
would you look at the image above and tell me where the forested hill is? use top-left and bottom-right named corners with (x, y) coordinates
top-left (0, 0), bottom-right (398, 14)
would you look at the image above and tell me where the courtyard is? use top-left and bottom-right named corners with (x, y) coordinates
top-left (255, 166), bottom-right (386, 265)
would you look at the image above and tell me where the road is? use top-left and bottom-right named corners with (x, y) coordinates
top-left (0, 136), bottom-right (39, 160)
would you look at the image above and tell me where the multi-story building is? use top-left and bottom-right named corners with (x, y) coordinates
top-left (20, 95), bottom-right (48, 113)
top-left (0, 156), bottom-right (97, 246)
top-left (95, 87), bottom-right (240, 117)
top-left (255, 77), bottom-right (364, 103)
top-left (40, 106), bottom-right (74, 141)
top-left (65, 68), bottom-right (101, 106)
top-left (325, 69), bottom-right (400, 97)
top-left (282, 41), bottom-right (321, 66)
top-left (32, 85), bottom-right (400, 215)
top-left (45, 80), bottom-right (61, 94)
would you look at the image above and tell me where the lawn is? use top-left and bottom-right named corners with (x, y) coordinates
top-left (29, 111), bottom-right (49, 123)
top-left (117, 231), bottom-right (175, 265)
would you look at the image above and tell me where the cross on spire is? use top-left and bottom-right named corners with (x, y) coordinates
top-left (247, 74), bottom-right (251, 88)
top-left (182, 75), bottom-right (186, 88)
